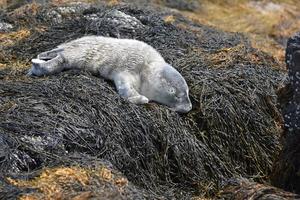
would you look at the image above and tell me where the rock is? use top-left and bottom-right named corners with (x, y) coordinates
top-left (248, 1), bottom-right (283, 14)
top-left (44, 3), bottom-right (91, 24)
top-left (0, 21), bottom-right (13, 32)
top-left (85, 9), bottom-right (146, 37)
top-left (271, 32), bottom-right (300, 194)
top-left (162, 0), bottom-right (200, 11)
top-left (0, 1), bottom-right (286, 199)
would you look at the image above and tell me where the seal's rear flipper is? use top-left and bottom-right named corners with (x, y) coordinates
top-left (27, 59), bottom-right (47, 76)
top-left (32, 58), bottom-right (46, 65)
top-left (37, 48), bottom-right (64, 61)
top-left (28, 55), bottom-right (64, 76)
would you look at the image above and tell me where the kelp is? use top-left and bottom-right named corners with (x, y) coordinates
top-left (0, 1), bottom-right (286, 198)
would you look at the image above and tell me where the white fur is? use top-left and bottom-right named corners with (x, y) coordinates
top-left (28, 36), bottom-right (192, 112)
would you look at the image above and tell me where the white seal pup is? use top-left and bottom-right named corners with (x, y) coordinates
top-left (28, 36), bottom-right (192, 113)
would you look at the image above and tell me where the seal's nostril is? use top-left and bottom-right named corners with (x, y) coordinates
top-left (174, 103), bottom-right (192, 113)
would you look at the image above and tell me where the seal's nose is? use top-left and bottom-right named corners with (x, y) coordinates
top-left (174, 103), bottom-right (192, 113)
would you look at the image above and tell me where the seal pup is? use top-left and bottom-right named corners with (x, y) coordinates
top-left (28, 36), bottom-right (192, 113)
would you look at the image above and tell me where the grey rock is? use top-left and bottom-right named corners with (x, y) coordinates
top-left (85, 9), bottom-right (146, 37)
top-left (0, 22), bottom-right (13, 32)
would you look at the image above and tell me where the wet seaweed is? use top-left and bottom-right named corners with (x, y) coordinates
top-left (0, 1), bottom-right (286, 198)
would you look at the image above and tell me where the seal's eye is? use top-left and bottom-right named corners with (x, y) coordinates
top-left (168, 87), bottom-right (176, 94)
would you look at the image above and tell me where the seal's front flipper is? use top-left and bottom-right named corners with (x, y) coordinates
top-left (128, 95), bottom-right (149, 104)
top-left (113, 72), bottom-right (149, 104)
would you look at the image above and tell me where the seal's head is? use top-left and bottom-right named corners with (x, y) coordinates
top-left (143, 64), bottom-right (192, 113)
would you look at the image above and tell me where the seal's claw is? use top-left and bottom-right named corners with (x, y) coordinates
top-left (26, 69), bottom-right (34, 77)
top-left (139, 96), bottom-right (149, 104)
top-left (128, 95), bottom-right (149, 104)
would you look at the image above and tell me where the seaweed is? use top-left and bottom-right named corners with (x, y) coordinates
top-left (0, 1), bottom-right (286, 198)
